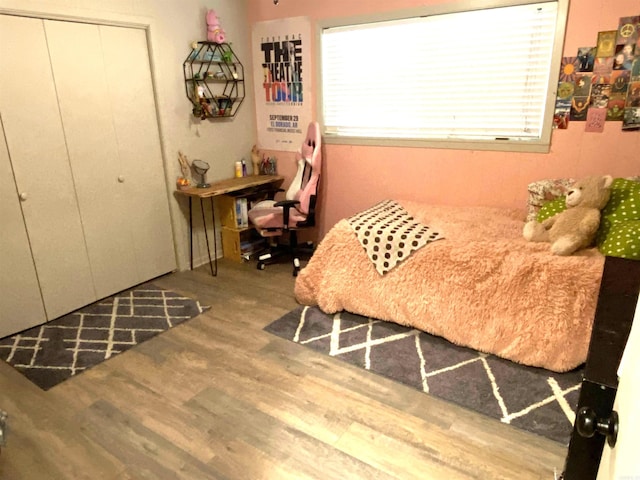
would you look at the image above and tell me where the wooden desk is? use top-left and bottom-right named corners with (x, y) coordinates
top-left (175, 175), bottom-right (284, 276)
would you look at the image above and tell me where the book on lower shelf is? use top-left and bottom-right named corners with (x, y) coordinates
top-left (240, 237), bottom-right (268, 260)
top-left (234, 197), bottom-right (248, 228)
top-left (219, 194), bottom-right (251, 230)
top-left (241, 197), bottom-right (248, 228)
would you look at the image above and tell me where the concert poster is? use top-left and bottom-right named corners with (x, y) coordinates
top-left (251, 17), bottom-right (312, 152)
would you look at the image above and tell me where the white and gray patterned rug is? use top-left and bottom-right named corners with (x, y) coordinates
top-left (265, 305), bottom-right (583, 444)
top-left (0, 284), bottom-right (209, 390)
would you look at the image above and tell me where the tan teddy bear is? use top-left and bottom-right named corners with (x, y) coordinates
top-left (523, 175), bottom-right (613, 255)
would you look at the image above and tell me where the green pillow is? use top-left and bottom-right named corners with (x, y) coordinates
top-left (597, 178), bottom-right (640, 259)
top-left (600, 178), bottom-right (640, 221)
top-left (598, 220), bottom-right (640, 260)
top-left (536, 197), bottom-right (566, 222)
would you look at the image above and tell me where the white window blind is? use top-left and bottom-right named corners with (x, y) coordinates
top-left (321, 1), bottom-right (561, 148)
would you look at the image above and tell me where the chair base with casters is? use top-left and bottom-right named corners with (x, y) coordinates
top-left (252, 196), bottom-right (317, 276)
top-left (255, 231), bottom-right (315, 276)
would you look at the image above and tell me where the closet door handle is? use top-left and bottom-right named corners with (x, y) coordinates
top-left (118, 175), bottom-right (125, 183)
top-left (19, 192), bottom-right (28, 201)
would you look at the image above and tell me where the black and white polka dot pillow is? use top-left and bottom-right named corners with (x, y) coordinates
top-left (348, 200), bottom-right (445, 275)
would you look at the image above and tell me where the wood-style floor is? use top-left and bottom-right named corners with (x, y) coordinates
top-left (0, 259), bottom-right (566, 479)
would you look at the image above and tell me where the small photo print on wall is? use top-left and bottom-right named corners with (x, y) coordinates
top-left (593, 57), bottom-right (614, 76)
top-left (586, 107), bottom-right (607, 132)
top-left (623, 107), bottom-right (640, 130)
top-left (574, 73), bottom-right (593, 96)
top-left (577, 47), bottom-right (595, 72)
top-left (591, 84), bottom-right (611, 108)
top-left (611, 70), bottom-right (630, 93)
top-left (596, 30), bottom-right (617, 57)
top-left (607, 95), bottom-right (625, 121)
top-left (559, 56), bottom-right (578, 82)
top-left (623, 81), bottom-right (640, 130)
top-left (570, 96), bottom-right (589, 121)
top-left (627, 81), bottom-right (640, 107)
top-left (553, 98), bottom-right (571, 129)
top-left (613, 44), bottom-right (635, 70)
top-left (615, 16), bottom-right (639, 46)
top-left (631, 58), bottom-right (640, 80)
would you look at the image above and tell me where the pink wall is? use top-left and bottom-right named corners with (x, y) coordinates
top-left (248, 0), bottom-right (640, 239)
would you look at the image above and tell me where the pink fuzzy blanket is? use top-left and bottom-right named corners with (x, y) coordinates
top-left (294, 200), bottom-right (605, 372)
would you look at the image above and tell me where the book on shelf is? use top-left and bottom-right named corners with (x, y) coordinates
top-left (240, 197), bottom-right (248, 228)
top-left (234, 197), bottom-right (248, 228)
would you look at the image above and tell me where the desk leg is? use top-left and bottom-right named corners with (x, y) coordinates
top-left (189, 196), bottom-right (193, 271)
top-left (200, 198), bottom-right (216, 276)
top-left (211, 197), bottom-right (218, 276)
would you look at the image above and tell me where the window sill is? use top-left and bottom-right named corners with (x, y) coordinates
top-left (322, 133), bottom-right (552, 153)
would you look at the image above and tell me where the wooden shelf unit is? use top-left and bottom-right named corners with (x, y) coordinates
top-left (174, 175), bottom-right (284, 273)
top-left (183, 41), bottom-right (245, 119)
top-left (218, 191), bottom-right (274, 263)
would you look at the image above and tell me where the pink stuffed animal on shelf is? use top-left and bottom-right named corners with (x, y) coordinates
top-left (206, 10), bottom-right (225, 44)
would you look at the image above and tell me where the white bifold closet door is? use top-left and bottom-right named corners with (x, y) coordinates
top-left (0, 15), bottom-right (175, 328)
top-left (98, 25), bottom-right (176, 284)
top-left (0, 15), bottom-right (96, 321)
top-left (44, 20), bottom-right (175, 300)
top-left (0, 117), bottom-right (47, 337)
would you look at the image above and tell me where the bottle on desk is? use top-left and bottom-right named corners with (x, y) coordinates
top-left (235, 161), bottom-right (242, 178)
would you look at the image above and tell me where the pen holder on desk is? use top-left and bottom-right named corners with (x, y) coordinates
top-left (260, 156), bottom-right (277, 175)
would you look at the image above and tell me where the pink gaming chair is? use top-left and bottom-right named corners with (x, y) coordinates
top-left (248, 121), bottom-right (321, 276)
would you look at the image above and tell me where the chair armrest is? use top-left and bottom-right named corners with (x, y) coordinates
top-left (274, 199), bottom-right (299, 208)
top-left (274, 199), bottom-right (300, 229)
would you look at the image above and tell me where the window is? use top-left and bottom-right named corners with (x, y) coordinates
top-left (319, 0), bottom-right (568, 152)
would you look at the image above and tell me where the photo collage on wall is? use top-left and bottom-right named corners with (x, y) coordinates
top-left (554, 15), bottom-right (640, 132)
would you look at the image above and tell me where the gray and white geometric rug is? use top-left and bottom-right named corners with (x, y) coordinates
top-left (265, 305), bottom-right (583, 444)
top-left (0, 284), bottom-right (209, 390)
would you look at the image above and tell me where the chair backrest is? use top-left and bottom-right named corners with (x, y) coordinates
top-left (290, 122), bottom-right (321, 223)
